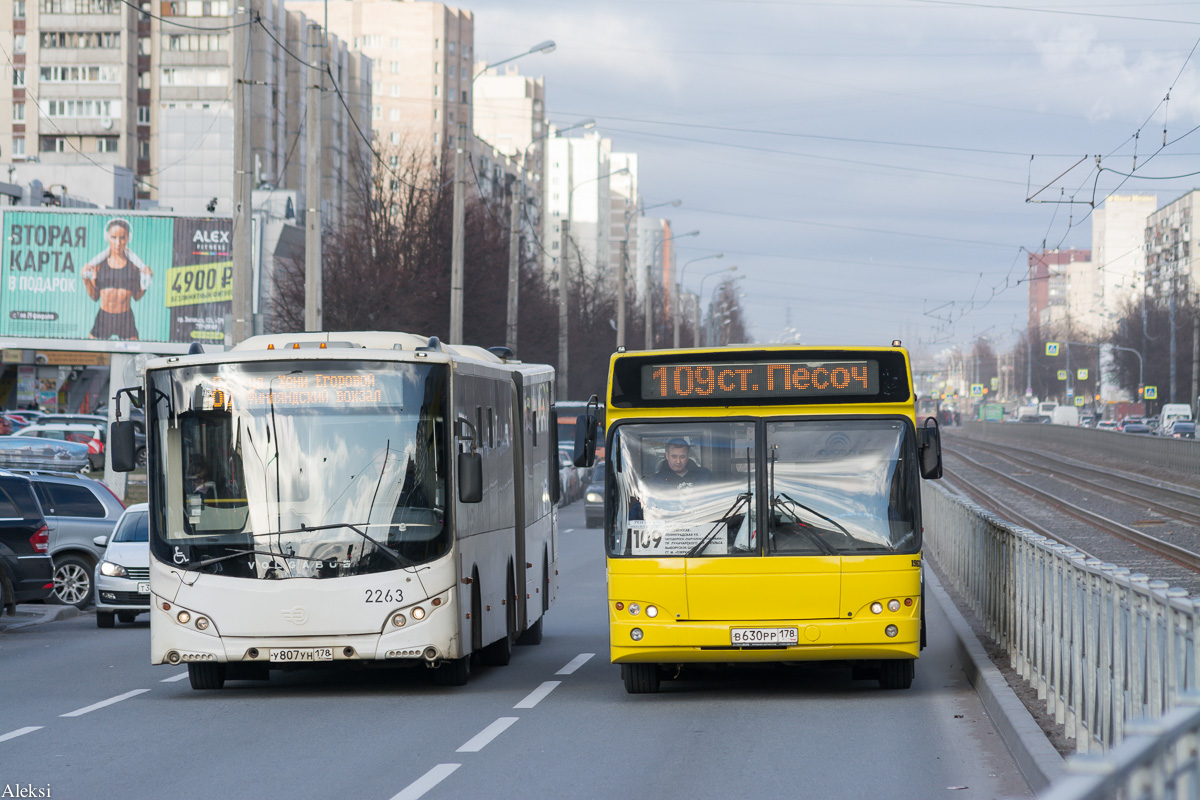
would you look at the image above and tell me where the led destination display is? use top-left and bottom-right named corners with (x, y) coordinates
top-left (640, 360), bottom-right (879, 401)
top-left (199, 372), bottom-right (388, 410)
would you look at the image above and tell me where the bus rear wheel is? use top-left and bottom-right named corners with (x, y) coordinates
top-left (433, 656), bottom-right (471, 686)
top-left (188, 662), bottom-right (226, 690)
top-left (878, 659), bottom-right (915, 690)
top-left (622, 663), bottom-right (660, 694)
top-left (516, 615), bottom-right (543, 646)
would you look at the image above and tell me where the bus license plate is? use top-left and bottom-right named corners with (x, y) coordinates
top-left (269, 648), bottom-right (334, 663)
top-left (731, 628), bottom-right (798, 646)
top-left (137, 582), bottom-right (150, 594)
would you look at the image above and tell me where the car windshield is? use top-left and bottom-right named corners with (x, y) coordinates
top-left (147, 360), bottom-right (449, 579)
top-left (112, 511), bottom-right (149, 543)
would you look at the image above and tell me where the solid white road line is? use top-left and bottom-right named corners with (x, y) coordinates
top-left (389, 763), bottom-right (461, 800)
top-left (556, 652), bottom-right (595, 675)
top-left (514, 680), bottom-right (560, 709)
top-left (161, 672), bottom-right (189, 682)
top-left (563, 528), bottom-right (575, 533)
top-left (59, 689), bottom-right (150, 718)
top-left (456, 717), bottom-right (519, 753)
top-left (0, 727), bottom-right (42, 743)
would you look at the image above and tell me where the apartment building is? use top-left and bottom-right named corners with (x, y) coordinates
top-left (1, 0), bottom-right (370, 218)
top-left (1027, 249), bottom-right (1090, 333)
top-left (542, 130), bottom-right (612, 280)
top-left (608, 151), bottom-right (637, 288)
top-left (1080, 193), bottom-right (1155, 334)
top-left (1146, 190), bottom-right (1196, 300)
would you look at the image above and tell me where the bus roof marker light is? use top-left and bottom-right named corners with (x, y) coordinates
top-left (892, 340), bottom-right (902, 347)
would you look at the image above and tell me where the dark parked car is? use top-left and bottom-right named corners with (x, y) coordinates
top-left (1122, 422), bottom-right (1153, 435)
top-left (0, 471), bottom-right (53, 613)
top-left (15, 471), bottom-right (125, 608)
top-left (584, 479), bottom-right (604, 528)
top-left (1167, 421), bottom-right (1196, 439)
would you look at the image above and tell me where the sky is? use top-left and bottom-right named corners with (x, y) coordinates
top-left (463, 0), bottom-right (1200, 364)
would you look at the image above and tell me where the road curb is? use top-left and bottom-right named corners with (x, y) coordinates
top-left (925, 568), bottom-right (1065, 793)
top-left (0, 603), bottom-right (84, 631)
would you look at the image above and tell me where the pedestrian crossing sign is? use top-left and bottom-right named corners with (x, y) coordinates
top-left (1077, 369), bottom-right (1088, 380)
top-left (1057, 370), bottom-right (1067, 380)
top-left (1046, 342), bottom-right (1060, 356)
top-left (1144, 385), bottom-right (1158, 399)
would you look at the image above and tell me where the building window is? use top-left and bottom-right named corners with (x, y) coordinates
top-left (40, 65), bottom-right (121, 83)
top-left (390, 131), bottom-right (399, 144)
top-left (40, 136), bottom-right (66, 153)
top-left (40, 0), bottom-right (120, 11)
top-left (389, 61), bottom-right (399, 74)
top-left (389, 85), bottom-right (399, 97)
top-left (13, 0), bottom-right (25, 17)
top-left (372, 81), bottom-right (382, 96)
top-left (39, 31), bottom-right (121, 48)
top-left (433, 132), bottom-right (439, 145)
top-left (433, 85), bottom-right (439, 97)
top-left (164, 33), bottom-right (226, 51)
top-left (448, 65), bottom-right (455, 79)
top-left (13, 35), bottom-right (25, 54)
top-left (389, 37), bottom-right (399, 49)
top-left (138, 140), bottom-right (149, 159)
top-left (448, 41), bottom-right (455, 55)
top-left (12, 69), bottom-right (23, 87)
top-left (461, 91), bottom-right (468, 104)
top-left (433, 108), bottom-right (438, 121)
top-left (434, 38), bottom-right (439, 50)
top-left (389, 108), bottom-right (399, 122)
top-left (46, 99), bottom-right (119, 118)
top-left (162, 0), bottom-right (229, 17)
top-left (372, 105), bottom-right (381, 120)
top-left (161, 67), bottom-right (228, 86)
top-left (12, 137), bottom-right (23, 157)
top-left (388, 154), bottom-right (398, 167)
top-left (137, 105), bottom-right (150, 125)
top-left (97, 136), bottom-right (118, 153)
top-left (11, 103), bottom-right (23, 122)
top-left (551, 241), bottom-right (559, 250)
top-left (138, 70), bottom-right (150, 89)
top-left (434, 62), bottom-right (440, 74)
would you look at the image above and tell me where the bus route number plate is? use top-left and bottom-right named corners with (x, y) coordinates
top-left (270, 648), bottom-right (334, 662)
top-left (731, 628), bottom-right (798, 647)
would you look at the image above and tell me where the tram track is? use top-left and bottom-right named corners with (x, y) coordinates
top-left (942, 446), bottom-right (1200, 573)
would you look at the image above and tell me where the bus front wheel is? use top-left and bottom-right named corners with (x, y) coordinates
top-left (622, 663), bottom-right (660, 694)
top-left (878, 659), bottom-right (915, 690)
top-left (188, 662), bottom-right (226, 690)
top-left (433, 656), bottom-right (471, 686)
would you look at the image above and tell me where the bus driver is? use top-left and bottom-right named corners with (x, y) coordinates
top-left (653, 438), bottom-right (712, 489)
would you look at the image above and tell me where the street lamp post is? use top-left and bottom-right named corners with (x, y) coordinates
top-left (620, 199), bottom-right (680, 348)
top-left (705, 275), bottom-right (745, 346)
top-left (696, 265), bottom-right (738, 347)
top-left (645, 230), bottom-right (698, 349)
top-left (450, 39), bottom-right (555, 345)
top-left (674, 253), bottom-right (722, 348)
top-left (559, 164), bottom-right (629, 399)
top-left (506, 118), bottom-right (593, 355)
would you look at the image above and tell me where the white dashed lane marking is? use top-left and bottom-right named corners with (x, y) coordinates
top-left (389, 763), bottom-right (461, 800)
top-left (0, 727), bottom-right (42, 743)
top-left (556, 652), bottom-right (594, 675)
top-left (514, 681), bottom-right (560, 709)
top-left (456, 717), bottom-right (519, 753)
top-left (59, 689), bottom-right (150, 718)
top-left (161, 672), bottom-right (189, 683)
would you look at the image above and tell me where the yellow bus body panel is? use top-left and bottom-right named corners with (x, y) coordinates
top-left (684, 556), bottom-right (841, 620)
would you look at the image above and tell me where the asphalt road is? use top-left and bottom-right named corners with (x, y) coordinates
top-left (0, 502), bottom-right (1032, 800)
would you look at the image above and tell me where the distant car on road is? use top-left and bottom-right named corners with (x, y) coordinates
top-left (93, 503), bottom-right (149, 627)
top-left (584, 478), bottom-right (604, 528)
top-left (1166, 421), bottom-right (1196, 439)
top-left (1121, 422), bottom-right (1153, 435)
top-left (0, 471), bottom-right (53, 612)
top-left (1096, 420), bottom-right (1119, 431)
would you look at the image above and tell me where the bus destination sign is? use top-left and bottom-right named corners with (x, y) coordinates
top-left (200, 372), bottom-right (386, 410)
top-left (640, 360), bottom-right (879, 401)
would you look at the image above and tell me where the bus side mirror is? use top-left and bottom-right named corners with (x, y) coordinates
top-left (457, 452), bottom-right (483, 503)
top-left (109, 421), bottom-right (139, 473)
top-left (917, 418), bottom-right (943, 480)
top-left (573, 413), bottom-right (598, 468)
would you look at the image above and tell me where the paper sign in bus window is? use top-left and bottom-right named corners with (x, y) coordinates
top-left (628, 520), bottom-right (726, 556)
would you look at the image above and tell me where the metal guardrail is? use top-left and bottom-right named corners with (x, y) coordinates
top-left (954, 421), bottom-right (1200, 478)
top-left (923, 482), bottom-right (1200, 756)
top-left (1039, 694), bottom-right (1200, 799)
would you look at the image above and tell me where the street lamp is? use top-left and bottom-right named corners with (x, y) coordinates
top-left (506, 118), bottom-right (594, 354)
top-left (645, 230), bottom-right (698, 349)
top-left (696, 265), bottom-right (738, 347)
top-left (558, 165), bottom-right (630, 399)
top-left (705, 274), bottom-right (745, 346)
top-left (619, 199), bottom-right (680, 348)
top-left (674, 253), bottom-right (722, 348)
top-left (450, 39), bottom-right (555, 345)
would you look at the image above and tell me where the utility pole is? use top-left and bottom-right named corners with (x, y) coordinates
top-left (505, 179), bottom-right (520, 354)
top-left (644, 259), bottom-right (652, 350)
top-left (617, 236), bottom-right (627, 348)
top-left (304, 23), bottom-right (323, 332)
top-left (557, 147), bottom-right (573, 400)
top-left (449, 118), bottom-right (467, 344)
top-left (1193, 295), bottom-right (1199, 418)
top-left (231, 5), bottom-right (252, 345)
top-left (1169, 276), bottom-right (1178, 403)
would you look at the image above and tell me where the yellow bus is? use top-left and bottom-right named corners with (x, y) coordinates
top-left (574, 344), bottom-right (943, 693)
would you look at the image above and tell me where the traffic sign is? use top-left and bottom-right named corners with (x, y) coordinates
top-left (1074, 396), bottom-right (1085, 406)
top-left (990, 377), bottom-right (998, 390)
top-left (1057, 370), bottom-right (1067, 380)
top-left (1145, 385), bottom-right (1158, 399)
top-left (1046, 342), bottom-right (1060, 356)
top-left (970, 384), bottom-right (983, 396)
top-left (1077, 369), bottom-right (1088, 380)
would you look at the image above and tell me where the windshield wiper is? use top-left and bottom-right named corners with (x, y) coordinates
top-left (772, 493), bottom-right (842, 555)
top-left (251, 522), bottom-right (417, 569)
top-left (684, 492), bottom-right (752, 557)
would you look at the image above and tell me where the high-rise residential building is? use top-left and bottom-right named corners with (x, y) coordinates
top-left (473, 63), bottom-right (544, 178)
top-left (290, 0), bottom-right (471, 157)
top-left (636, 215), bottom-right (666, 300)
top-left (608, 151), bottom-right (637, 292)
top-left (542, 130), bottom-right (612, 280)
top-left (1082, 194), bottom-right (1156, 334)
top-left (1, 0), bottom-right (370, 217)
top-left (1146, 190), bottom-right (1196, 300)
top-left (1028, 249), bottom-right (1090, 333)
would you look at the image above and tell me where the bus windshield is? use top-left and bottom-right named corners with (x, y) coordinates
top-left (607, 418), bottom-right (919, 557)
top-left (147, 360), bottom-right (448, 579)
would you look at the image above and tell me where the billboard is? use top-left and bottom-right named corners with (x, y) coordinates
top-left (0, 209), bottom-right (231, 345)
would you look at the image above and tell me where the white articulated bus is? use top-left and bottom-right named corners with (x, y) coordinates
top-left (109, 332), bottom-right (559, 690)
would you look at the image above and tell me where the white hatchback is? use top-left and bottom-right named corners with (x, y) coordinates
top-left (93, 503), bottom-right (150, 628)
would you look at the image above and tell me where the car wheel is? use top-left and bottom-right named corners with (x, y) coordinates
top-left (96, 611), bottom-right (115, 628)
top-left (135, 447), bottom-right (147, 468)
top-left (117, 611), bottom-right (138, 624)
top-left (52, 555), bottom-right (94, 608)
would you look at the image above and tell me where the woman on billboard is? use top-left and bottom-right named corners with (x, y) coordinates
top-left (81, 218), bottom-right (153, 340)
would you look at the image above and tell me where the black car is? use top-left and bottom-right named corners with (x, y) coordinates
top-left (1168, 421), bottom-right (1196, 439)
top-left (584, 479), bottom-right (604, 528)
top-left (0, 470), bottom-right (53, 612)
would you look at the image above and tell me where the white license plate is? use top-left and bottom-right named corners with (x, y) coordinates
top-left (269, 647), bottom-right (334, 663)
top-left (731, 627), bottom-right (798, 646)
top-left (136, 582), bottom-right (150, 594)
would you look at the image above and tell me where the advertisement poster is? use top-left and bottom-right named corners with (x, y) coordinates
top-left (0, 209), bottom-right (232, 345)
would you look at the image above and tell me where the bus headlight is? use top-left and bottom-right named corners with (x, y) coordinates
top-left (870, 602), bottom-right (883, 615)
top-left (411, 606), bottom-right (426, 621)
top-left (177, 611), bottom-right (191, 624)
top-left (195, 616), bottom-right (210, 631)
top-left (628, 603), bottom-right (640, 616)
top-left (392, 613), bottom-right (407, 628)
top-left (887, 599), bottom-right (901, 612)
top-left (630, 628), bottom-right (643, 641)
top-left (645, 605), bottom-right (658, 618)
top-left (885, 625), bottom-right (899, 638)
